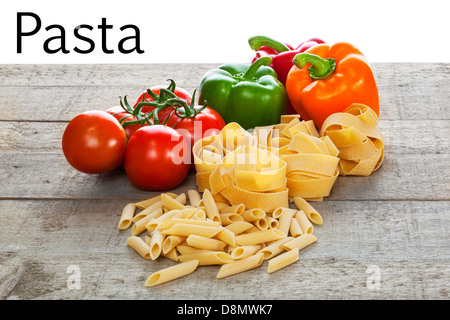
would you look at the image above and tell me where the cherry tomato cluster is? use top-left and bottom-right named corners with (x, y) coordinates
top-left (62, 80), bottom-right (225, 191)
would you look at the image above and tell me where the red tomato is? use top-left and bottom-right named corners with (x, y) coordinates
top-left (106, 106), bottom-right (142, 140)
top-left (170, 106), bottom-right (226, 166)
top-left (133, 84), bottom-right (192, 124)
top-left (62, 110), bottom-right (127, 174)
top-left (124, 125), bottom-right (190, 190)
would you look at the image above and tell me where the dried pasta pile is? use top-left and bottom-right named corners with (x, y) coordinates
top-left (321, 103), bottom-right (384, 176)
top-left (118, 103), bottom-right (384, 287)
top-left (118, 190), bottom-right (321, 287)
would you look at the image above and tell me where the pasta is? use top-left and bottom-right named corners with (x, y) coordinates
top-left (117, 120), bottom-right (334, 286)
top-left (235, 229), bottom-right (286, 246)
top-left (178, 251), bottom-right (233, 265)
top-left (186, 234), bottom-right (227, 251)
top-left (293, 197), bottom-right (323, 225)
top-left (267, 248), bottom-right (299, 273)
top-left (126, 236), bottom-right (151, 260)
top-left (216, 253), bottom-right (265, 279)
top-left (118, 203), bottom-right (136, 230)
top-left (320, 103), bottom-right (384, 176)
top-left (282, 234), bottom-right (317, 251)
top-left (144, 260), bottom-right (199, 287)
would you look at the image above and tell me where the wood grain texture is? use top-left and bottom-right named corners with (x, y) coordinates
top-left (0, 63), bottom-right (448, 300)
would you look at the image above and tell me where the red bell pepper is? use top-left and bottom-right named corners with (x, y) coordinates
top-left (249, 36), bottom-right (325, 114)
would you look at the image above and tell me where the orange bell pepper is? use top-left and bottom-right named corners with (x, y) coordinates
top-left (285, 42), bottom-right (379, 129)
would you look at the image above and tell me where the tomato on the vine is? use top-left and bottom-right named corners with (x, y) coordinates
top-left (106, 106), bottom-right (141, 140)
top-left (124, 125), bottom-right (190, 190)
top-left (62, 110), bottom-right (127, 174)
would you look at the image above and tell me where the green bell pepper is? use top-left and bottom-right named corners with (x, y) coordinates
top-left (198, 57), bottom-right (288, 130)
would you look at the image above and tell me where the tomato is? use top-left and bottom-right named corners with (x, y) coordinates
top-left (62, 110), bottom-right (127, 174)
top-left (124, 125), bottom-right (190, 190)
top-left (106, 106), bottom-right (142, 140)
top-left (133, 83), bottom-right (192, 124)
top-left (170, 106), bottom-right (226, 167)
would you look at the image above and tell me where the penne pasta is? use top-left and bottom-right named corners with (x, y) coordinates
top-left (145, 209), bottom-right (182, 232)
top-left (131, 209), bottom-right (162, 236)
top-left (202, 189), bottom-right (222, 223)
top-left (118, 203), bottom-right (136, 230)
top-left (289, 217), bottom-right (303, 237)
top-left (132, 201), bottom-right (163, 222)
top-left (267, 248), bottom-right (299, 273)
top-left (144, 260), bottom-right (199, 287)
top-left (257, 237), bottom-right (293, 260)
top-left (272, 207), bottom-right (297, 219)
top-left (242, 208), bottom-right (266, 222)
top-left (161, 248), bottom-right (178, 262)
top-left (295, 210), bottom-right (314, 234)
top-left (163, 235), bottom-right (186, 254)
top-left (253, 218), bottom-right (268, 231)
top-left (277, 208), bottom-right (296, 235)
top-left (219, 204), bottom-right (245, 214)
top-left (134, 192), bottom-right (178, 210)
top-left (176, 245), bottom-right (210, 255)
top-left (293, 197), bottom-right (323, 225)
top-left (225, 221), bottom-right (254, 235)
top-left (214, 228), bottom-right (236, 247)
top-left (162, 223), bottom-right (223, 238)
top-left (187, 189), bottom-right (202, 207)
top-left (178, 251), bottom-right (233, 265)
top-left (126, 236), bottom-right (151, 260)
top-left (161, 193), bottom-right (186, 211)
top-left (235, 229), bottom-right (286, 246)
top-left (282, 233), bottom-right (317, 251)
top-left (220, 212), bottom-right (244, 225)
top-left (216, 253), bottom-right (265, 279)
top-left (186, 234), bottom-right (227, 251)
top-left (230, 245), bottom-right (262, 260)
top-left (149, 228), bottom-right (165, 260)
top-left (266, 216), bottom-right (279, 229)
top-left (157, 218), bottom-right (220, 231)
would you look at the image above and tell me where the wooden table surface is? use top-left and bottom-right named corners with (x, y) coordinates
top-left (0, 63), bottom-right (448, 300)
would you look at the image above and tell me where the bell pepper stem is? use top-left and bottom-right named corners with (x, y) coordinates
top-left (243, 57), bottom-right (272, 81)
top-left (293, 53), bottom-right (336, 80)
top-left (248, 36), bottom-right (291, 53)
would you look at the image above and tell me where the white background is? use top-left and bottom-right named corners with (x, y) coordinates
top-left (1, 0), bottom-right (449, 64)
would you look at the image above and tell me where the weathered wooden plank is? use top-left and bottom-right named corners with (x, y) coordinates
top-left (0, 63), bottom-right (449, 121)
top-left (0, 199), bottom-right (448, 299)
top-left (1, 119), bottom-right (449, 155)
top-left (0, 149), bottom-right (448, 201)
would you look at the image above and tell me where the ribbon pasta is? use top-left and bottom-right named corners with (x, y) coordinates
top-left (320, 103), bottom-right (384, 176)
top-left (193, 119), bottom-right (341, 204)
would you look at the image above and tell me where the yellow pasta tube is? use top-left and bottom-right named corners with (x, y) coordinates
top-left (144, 260), bottom-right (199, 287)
top-left (132, 201), bottom-right (163, 222)
top-left (126, 236), bottom-right (151, 260)
top-left (295, 210), bottom-right (314, 234)
top-left (161, 193), bottom-right (186, 211)
top-left (215, 228), bottom-right (236, 247)
top-left (220, 212), bottom-right (244, 226)
top-left (145, 209), bottom-right (182, 232)
top-left (266, 217), bottom-right (279, 229)
top-left (187, 189), bottom-right (202, 207)
top-left (162, 235), bottom-right (186, 254)
top-left (230, 245), bottom-right (262, 260)
top-left (149, 228), bottom-right (165, 260)
top-left (253, 218), bottom-right (268, 231)
top-left (225, 221), bottom-right (255, 235)
top-left (216, 253), bottom-right (265, 279)
top-left (186, 234), bottom-right (227, 251)
top-left (289, 218), bottom-right (303, 237)
top-left (161, 248), bottom-right (178, 262)
top-left (282, 234), bottom-right (317, 251)
top-left (178, 251), bottom-right (233, 266)
top-left (134, 192), bottom-right (178, 210)
top-left (118, 203), bottom-right (136, 230)
top-left (162, 223), bottom-right (223, 238)
top-left (267, 248), bottom-right (299, 273)
top-left (131, 208), bottom-right (163, 236)
top-left (242, 208), bottom-right (266, 222)
top-left (293, 197), bottom-right (323, 225)
top-left (202, 189), bottom-right (222, 223)
top-left (235, 229), bottom-right (286, 246)
top-left (257, 237), bottom-right (293, 260)
top-left (157, 218), bottom-right (220, 231)
top-left (277, 209), bottom-right (296, 235)
top-left (219, 204), bottom-right (246, 214)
